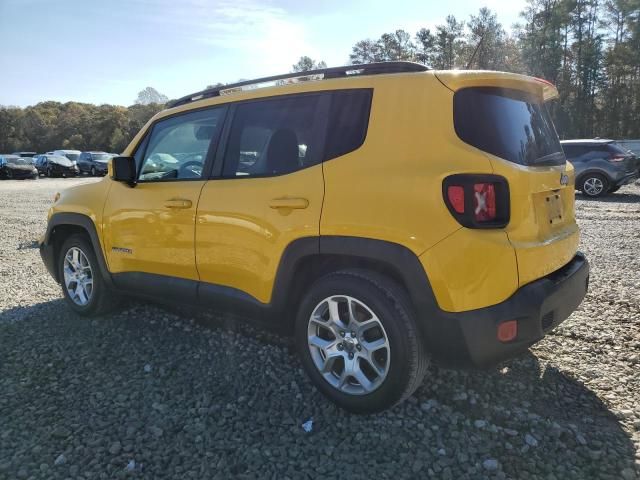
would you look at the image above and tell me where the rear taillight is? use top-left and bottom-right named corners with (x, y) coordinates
top-left (443, 174), bottom-right (510, 228)
top-left (608, 154), bottom-right (626, 163)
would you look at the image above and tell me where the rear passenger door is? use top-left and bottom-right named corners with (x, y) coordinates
top-left (195, 93), bottom-right (331, 304)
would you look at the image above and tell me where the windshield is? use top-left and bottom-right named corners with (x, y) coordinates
top-left (454, 87), bottom-right (565, 166)
top-left (10, 158), bottom-right (33, 165)
top-left (64, 153), bottom-right (80, 161)
top-left (92, 153), bottom-right (111, 162)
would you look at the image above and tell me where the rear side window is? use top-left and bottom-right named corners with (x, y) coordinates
top-left (324, 89), bottom-right (372, 161)
top-left (222, 89), bottom-right (372, 178)
top-left (223, 94), bottom-right (329, 177)
top-left (454, 87), bottom-right (564, 166)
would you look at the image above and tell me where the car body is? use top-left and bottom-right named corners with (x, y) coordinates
top-left (39, 62), bottom-right (589, 412)
top-left (77, 151), bottom-right (111, 176)
top-left (0, 154), bottom-right (38, 179)
top-left (52, 149), bottom-right (81, 164)
top-left (561, 139), bottom-right (639, 197)
top-left (36, 154), bottom-right (79, 177)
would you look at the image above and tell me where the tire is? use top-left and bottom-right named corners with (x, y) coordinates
top-left (57, 234), bottom-right (118, 316)
top-left (579, 173), bottom-right (609, 197)
top-left (47, 166), bottom-right (53, 177)
top-left (91, 166), bottom-right (96, 176)
top-left (295, 269), bottom-right (429, 413)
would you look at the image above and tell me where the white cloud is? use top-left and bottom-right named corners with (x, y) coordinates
top-left (131, 0), bottom-right (315, 73)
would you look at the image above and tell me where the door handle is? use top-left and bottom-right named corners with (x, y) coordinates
top-left (269, 197), bottom-right (309, 209)
top-left (164, 199), bottom-right (192, 209)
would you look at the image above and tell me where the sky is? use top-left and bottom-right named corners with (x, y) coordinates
top-left (0, 0), bottom-right (527, 107)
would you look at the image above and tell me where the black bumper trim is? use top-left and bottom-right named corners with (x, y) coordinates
top-left (423, 252), bottom-right (590, 368)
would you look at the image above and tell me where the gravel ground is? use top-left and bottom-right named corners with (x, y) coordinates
top-left (0, 177), bottom-right (638, 480)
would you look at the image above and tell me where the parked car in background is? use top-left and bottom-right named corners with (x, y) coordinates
top-left (78, 151), bottom-right (111, 176)
top-left (12, 151), bottom-right (37, 158)
top-left (560, 139), bottom-right (638, 197)
top-left (52, 150), bottom-right (81, 164)
top-left (37, 154), bottom-right (79, 177)
top-left (0, 154), bottom-right (38, 179)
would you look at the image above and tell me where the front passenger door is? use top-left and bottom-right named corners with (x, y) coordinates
top-left (103, 106), bottom-right (227, 291)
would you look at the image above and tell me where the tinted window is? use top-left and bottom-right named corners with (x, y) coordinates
top-left (324, 89), bottom-right (372, 161)
top-left (139, 107), bottom-right (225, 181)
top-left (608, 143), bottom-right (629, 156)
top-left (454, 87), bottom-right (564, 166)
top-left (222, 94), bottom-right (328, 177)
top-left (561, 145), bottom-right (589, 159)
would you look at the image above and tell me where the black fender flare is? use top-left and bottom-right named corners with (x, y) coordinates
top-left (270, 236), bottom-right (441, 326)
top-left (42, 212), bottom-right (112, 286)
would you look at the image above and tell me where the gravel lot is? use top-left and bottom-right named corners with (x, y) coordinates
top-left (1, 177), bottom-right (639, 480)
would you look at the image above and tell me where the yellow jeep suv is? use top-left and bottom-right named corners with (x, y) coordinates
top-left (40, 62), bottom-right (589, 413)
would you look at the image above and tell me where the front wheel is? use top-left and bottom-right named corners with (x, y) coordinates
top-left (90, 166), bottom-right (96, 176)
top-left (580, 173), bottom-right (609, 197)
top-left (295, 270), bottom-right (429, 413)
top-left (58, 234), bottom-right (118, 316)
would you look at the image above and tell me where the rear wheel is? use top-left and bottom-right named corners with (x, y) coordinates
top-left (580, 173), bottom-right (609, 197)
top-left (58, 234), bottom-right (118, 316)
top-left (295, 270), bottom-right (428, 413)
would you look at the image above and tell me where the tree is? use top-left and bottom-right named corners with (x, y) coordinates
top-left (135, 87), bottom-right (168, 105)
top-left (433, 15), bottom-right (466, 69)
top-left (291, 56), bottom-right (327, 72)
top-left (462, 8), bottom-right (510, 70)
top-left (350, 39), bottom-right (382, 64)
top-left (349, 30), bottom-right (416, 64)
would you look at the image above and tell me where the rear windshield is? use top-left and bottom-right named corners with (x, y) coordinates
top-left (454, 87), bottom-right (565, 166)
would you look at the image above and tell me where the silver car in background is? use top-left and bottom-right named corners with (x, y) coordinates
top-left (561, 139), bottom-right (639, 197)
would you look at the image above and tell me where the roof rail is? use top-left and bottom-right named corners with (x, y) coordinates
top-left (167, 61), bottom-right (428, 108)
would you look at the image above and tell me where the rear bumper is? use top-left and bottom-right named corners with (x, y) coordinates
top-left (614, 171), bottom-right (639, 187)
top-left (425, 252), bottom-right (589, 368)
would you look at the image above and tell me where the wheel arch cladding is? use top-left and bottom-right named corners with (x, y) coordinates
top-left (43, 212), bottom-right (112, 285)
top-left (271, 236), bottom-right (438, 337)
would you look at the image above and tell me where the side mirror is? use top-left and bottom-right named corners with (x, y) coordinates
top-left (112, 156), bottom-right (136, 187)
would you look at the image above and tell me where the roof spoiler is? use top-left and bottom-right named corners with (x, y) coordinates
top-left (434, 70), bottom-right (559, 101)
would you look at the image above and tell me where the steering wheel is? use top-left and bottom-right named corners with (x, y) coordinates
top-left (178, 160), bottom-right (203, 178)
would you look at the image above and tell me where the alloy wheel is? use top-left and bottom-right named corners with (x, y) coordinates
top-left (307, 295), bottom-right (390, 395)
top-left (63, 247), bottom-right (93, 306)
top-left (583, 177), bottom-right (604, 196)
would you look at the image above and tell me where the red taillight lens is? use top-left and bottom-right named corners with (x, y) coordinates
top-left (443, 175), bottom-right (509, 229)
top-left (497, 320), bottom-right (518, 342)
top-left (447, 186), bottom-right (465, 214)
top-left (473, 183), bottom-right (496, 221)
top-left (609, 154), bottom-right (626, 162)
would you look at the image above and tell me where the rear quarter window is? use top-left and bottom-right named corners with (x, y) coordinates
top-left (454, 87), bottom-right (564, 166)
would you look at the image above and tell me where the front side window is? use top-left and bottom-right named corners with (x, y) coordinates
top-left (454, 87), bottom-right (565, 166)
top-left (139, 107), bottom-right (225, 181)
top-left (222, 94), bottom-right (328, 177)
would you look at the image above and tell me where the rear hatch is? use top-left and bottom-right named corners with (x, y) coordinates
top-left (436, 71), bottom-right (579, 287)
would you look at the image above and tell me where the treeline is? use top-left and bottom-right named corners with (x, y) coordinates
top-left (0, 101), bottom-right (164, 153)
top-left (344, 0), bottom-right (640, 139)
